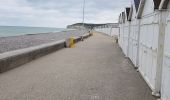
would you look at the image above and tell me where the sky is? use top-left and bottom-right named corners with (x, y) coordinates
top-left (0, 0), bottom-right (130, 28)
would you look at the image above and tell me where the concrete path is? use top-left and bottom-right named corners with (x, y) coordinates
top-left (0, 33), bottom-right (156, 100)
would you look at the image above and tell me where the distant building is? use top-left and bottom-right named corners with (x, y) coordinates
top-left (94, 23), bottom-right (119, 29)
top-left (94, 23), bottom-right (119, 37)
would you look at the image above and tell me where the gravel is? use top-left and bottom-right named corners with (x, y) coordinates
top-left (0, 30), bottom-right (87, 53)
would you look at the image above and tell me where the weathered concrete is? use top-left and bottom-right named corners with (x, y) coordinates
top-left (0, 34), bottom-right (90, 73)
top-left (0, 40), bottom-right (65, 73)
top-left (0, 33), bottom-right (156, 100)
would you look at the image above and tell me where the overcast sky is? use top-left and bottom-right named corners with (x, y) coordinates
top-left (0, 0), bottom-right (130, 28)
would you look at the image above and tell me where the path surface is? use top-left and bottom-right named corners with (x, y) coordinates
top-left (0, 33), bottom-right (156, 100)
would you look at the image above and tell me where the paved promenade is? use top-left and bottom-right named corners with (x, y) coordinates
top-left (0, 33), bottom-right (156, 100)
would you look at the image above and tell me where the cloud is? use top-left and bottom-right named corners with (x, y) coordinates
top-left (0, 0), bottom-right (130, 27)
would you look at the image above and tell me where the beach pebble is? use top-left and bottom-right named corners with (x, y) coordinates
top-left (0, 30), bottom-right (86, 53)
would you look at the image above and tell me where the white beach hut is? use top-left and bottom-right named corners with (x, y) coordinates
top-left (95, 23), bottom-right (119, 37)
top-left (118, 12), bottom-right (126, 52)
top-left (137, 0), bottom-right (165, 96)
top-left (128, 0), bottom-right (141, 67)
top-left (159, 0), bottom-right (170, 100)
top-left (122, 8), bottom-right (131, 57)
top-left (118, 13), bottom-right (123, 48)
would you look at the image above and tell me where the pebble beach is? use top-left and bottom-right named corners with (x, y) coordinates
top-left (0, 30), bottom-right (87, 53)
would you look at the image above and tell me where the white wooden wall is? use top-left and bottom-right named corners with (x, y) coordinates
top-left (118, 0), bottom-right (170, 99)
top-left (128, 4), bottom-right (140, 67)
top-left (119, 0), bottom-right (163, 95)
top-left (139, 12), bottom-right (159, 91)
top-left (161, 17), bottom-right (170, 100)
top-left (95, 27), bottom-right (119, 37)
top-left (137, 0), bottom-right (165, 95)
top-left (122, 22), bottom-right (130, 57)
top-left (161, 3), bottom-right (170, 100)
top-left (119, 24), bottom-right (124, 50)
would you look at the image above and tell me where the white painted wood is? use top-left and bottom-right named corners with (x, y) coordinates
top-left (161, 24), bottom-right (170, 100)
top-left (118, 10), bottom-right (130, 57)
top-left (139, 12), bottom-right (160, 93)
top-left (119, 22), bottom-right (124, 50)
top-left (161, 6), bottom-right (170, 99)
top-left (123, 22), bottom-right (130, 57)
top-left (95, 28), bottom-right (119, 37)
top-left (138, 0), bottom-right (165, 96)
top-left (128, 3), bottom-right (140, 67)
top-left (119, 0), bottom-right (169, 99)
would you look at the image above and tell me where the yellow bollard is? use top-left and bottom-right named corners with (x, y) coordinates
top-left (112, 36), bottom-right (118, 43)
top-left (90, 32), bottom-right (94, 36)
top-left (69, 37), bottom-right (75, 48)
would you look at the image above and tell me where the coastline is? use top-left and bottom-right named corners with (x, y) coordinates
top-left (0, 29), bottom-right (87, 53)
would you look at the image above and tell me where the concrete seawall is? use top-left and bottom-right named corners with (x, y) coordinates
top-left (0, 34), bottom-right (90, 73)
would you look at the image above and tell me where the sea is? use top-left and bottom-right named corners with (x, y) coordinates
top-left (0, 26), bottom-right (68, 37)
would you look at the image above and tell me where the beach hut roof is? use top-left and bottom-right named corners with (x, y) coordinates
top-left (134, 0), bottom-right (141, 12)
top-left (137, 0), bottom-right (162, 19)
top-left (125, 7), bottom-right (131, 21)
top-left (128, 5), bottom-right (133, 21)
top-left (128, 0), bottom-right (140, 21)
top-left (122, 12), bottom-right (125, 23)
top-left (119, 13), bottom-right (122, 23)
top-left (153, 0), bottom-right (162, 9)
top-left (159, 0), bottom-right (170, 9)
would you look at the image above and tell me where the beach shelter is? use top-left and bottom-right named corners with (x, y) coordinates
top-left (159, 0), bottom-right (170, 100)
top-left (128, 0), bottom-right (141, 68)
top-left (118, 13), bottom-right (122, 45)
top-left (137, 0), bottom-right (165, 96)
top-left (118, 13), bottom-right (123, 49)
top-left (121, 8), bottom-right (131, 57)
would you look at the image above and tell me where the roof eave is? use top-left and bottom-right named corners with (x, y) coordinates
top-left (125, 7), bottom-right (131, 21)
top-left (128, 5), bottom-right (133, 21)
top-left (159, 0), bottom-right (169, 10)
top-left (137, 0), bottom-right (145, 19)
